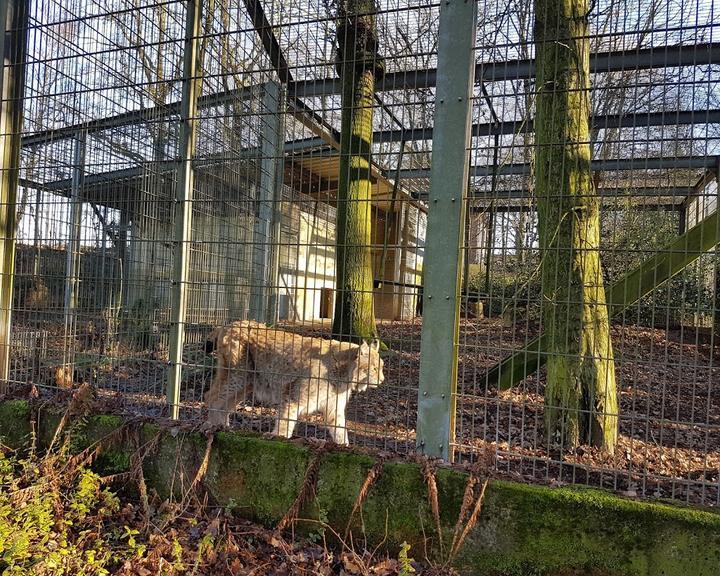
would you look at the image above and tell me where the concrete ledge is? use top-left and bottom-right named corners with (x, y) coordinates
top-left (1, 400), bottom-right (718, 575)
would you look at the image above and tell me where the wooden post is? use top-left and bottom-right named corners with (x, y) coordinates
top-left (0, 0), bottom-right (27, 392)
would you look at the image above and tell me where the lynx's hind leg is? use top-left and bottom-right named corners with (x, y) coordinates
top-left (205, 323), bottom-right (254, 427)
top-left (205, 369), bottom-right (248, 427)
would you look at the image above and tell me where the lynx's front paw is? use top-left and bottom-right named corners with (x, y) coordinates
top-left (329, 426), bottom-right (349, 446)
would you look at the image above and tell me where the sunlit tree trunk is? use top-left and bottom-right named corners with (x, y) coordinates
top-left (535, 0), bottom-right (618, 452)
top-left (332, 0), bottom-right (382, 341)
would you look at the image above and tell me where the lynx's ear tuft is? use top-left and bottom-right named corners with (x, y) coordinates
top-left (370, 338), bottom-right (380, 352)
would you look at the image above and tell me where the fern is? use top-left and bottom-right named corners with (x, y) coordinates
top-left (398, 541), bottom-right (416, 576)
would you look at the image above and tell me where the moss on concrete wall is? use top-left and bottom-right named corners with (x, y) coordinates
top-left (1, 400), bottom-right (718, 576)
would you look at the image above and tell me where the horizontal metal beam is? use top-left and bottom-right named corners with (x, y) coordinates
top-left (470, 203), bottom-right (681, 213)
top-left (470, 186), bottom-right (692, 199)
top-left (400, 155), bottom-right (720, 179)
top-left (372, 109), bottom-right (720, 143)
top-left (26, 155), bottom-right (719, 195)
top-left (20, 43), bottom-right (720, 150)
top-left (280, 109), bottom-right (720, 153)
top-left (290, 42), bottom-right (720, 98)
top-left (21, 86), bottom-right (258, 148)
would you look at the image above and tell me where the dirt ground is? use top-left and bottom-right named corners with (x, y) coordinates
top-left (9, 317), bottom-right (720, 507)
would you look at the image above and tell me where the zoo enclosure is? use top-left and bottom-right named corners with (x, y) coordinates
top-left (0, 0), bottom-right (718, 506)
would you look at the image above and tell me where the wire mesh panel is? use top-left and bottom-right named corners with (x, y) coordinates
top-left (2, 0), bottom-right (718, 508)
top-left (12, 0), bottom-right (188, 408)
top-left (188, 0), bottom-right (437, 451)
top-left (455, 0), bottom-right (720, 507)
top-left (7, 0), bottom-right (438, 452)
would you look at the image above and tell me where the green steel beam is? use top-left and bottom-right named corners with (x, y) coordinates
top-left (486, 208), bottom-right (720, 390)
top-left (166, 0), bottom-right (202, 420)
top-left (249, 81), bottom-right (284, 323)
top-left (62, 133), bottom-right (86, 338)
top-left (416, 0), bottom-right (477, 460)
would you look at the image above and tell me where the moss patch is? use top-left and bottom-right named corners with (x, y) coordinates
top-left (0, 399), bottom-right (32, 449)
top-left (204, 433), bottom-right (311, 526)
top-left (457, 480), bottom-right (720, 576)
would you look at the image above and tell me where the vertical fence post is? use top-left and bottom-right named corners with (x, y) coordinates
top-left (250, 80), bottom-right (284, 323)
top-left (167, 0), bottom-right (202, 420)
top-left (64, 132), bottom-right (86, 339)
top-left (714, 168), bottom-right (720, 356)
top-left (266, 83), bottom-right (285, 326)
top-left (416, 0), bottom-right (476, 460)
top-left (0, 0), bottom-right (27, 392)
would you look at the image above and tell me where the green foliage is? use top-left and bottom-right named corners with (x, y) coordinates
top-left (0, 450), bottom-right (120, 575)
top-left (306, 507), bottom-right (329, 544)
top-left (398, 541), bottom-right (416, 576)
top-left (603, 209), bottom-right (715, 328)
top-left (467, 208), bottom-right (716, 330)
top-left (466, 261), bottom-right (543, 321)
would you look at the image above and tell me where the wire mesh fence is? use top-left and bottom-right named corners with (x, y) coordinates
top-left (1, 0), bottom-right (718, 507)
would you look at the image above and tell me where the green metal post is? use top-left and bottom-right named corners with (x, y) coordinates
top-left (167, 0), bottom-right (202, 420)
top-left (63, 132), bottom-right (86, 340)
top-left (0, 0), bottom-right (27, 392)
top-left (266, 84), bottom-right (286, 326)
top-left (416, 0), bottom-right (476, 460)
top-left (250, 81), bottom-right (284, 323)
top-left (714, 169), bottom-right (719, 356)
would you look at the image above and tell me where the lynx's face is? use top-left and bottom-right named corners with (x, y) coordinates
top-left (353, 339), bottom-right (385, 392)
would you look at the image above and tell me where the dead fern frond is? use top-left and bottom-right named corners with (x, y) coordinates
top-left (48, 382), bottom-right (97, 453)
top-left (276, 444), bottom-right (328, 532)
top-left (449, 472), bottom-right (477, 557)
top-left (421, 459), bottom-right (444, 559)
top-left (344, 458), bottom-right (384, 540)
top-left (449, 477), bottom-right (489, 561)
top-left (190, 433), bottom-right (214, 492)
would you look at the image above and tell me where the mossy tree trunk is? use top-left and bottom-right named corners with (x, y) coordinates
top-left (535, 0), bottom-right (618, 452)
top-left (332, 0), bottom-right (382, 341)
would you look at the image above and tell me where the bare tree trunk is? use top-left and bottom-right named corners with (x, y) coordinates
top-left (535, 0), bottom-right (618, 452)
top-left (332, 0), bottom-right (382, 341)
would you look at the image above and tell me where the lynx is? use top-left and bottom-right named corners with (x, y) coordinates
top-left (203, 320), bottom-right (384, 445)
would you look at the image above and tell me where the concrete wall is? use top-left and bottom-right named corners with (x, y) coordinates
top-left (123, 168), bottom-right (257, 328)
top-left (686, 178), bottom-right (718, 228)
top-left (277, 190), bottom-right (336, 322)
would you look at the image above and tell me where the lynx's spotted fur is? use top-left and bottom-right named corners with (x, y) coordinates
top-left (204, 321), bottom-right (384, 445)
